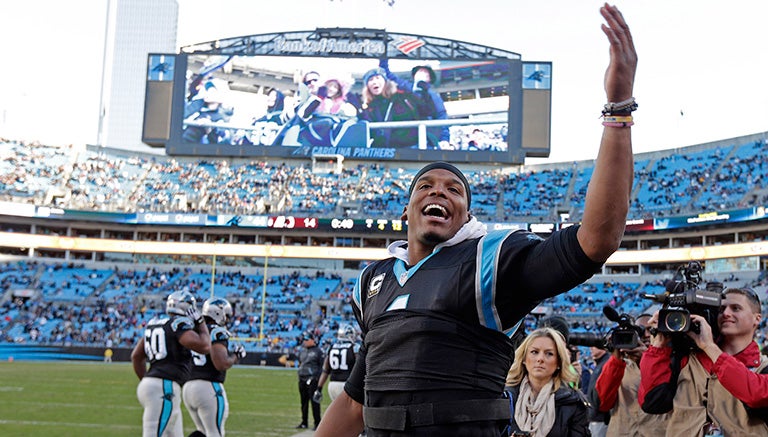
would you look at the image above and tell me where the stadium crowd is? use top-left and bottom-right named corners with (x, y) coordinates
top-left (2, 134), bottom-right (768, 433)
top-left (1, 133), bottom-right (768, 363)
top-left (2, 260), bottom-right (767, 361)
top-left (1, 136), bottom-right (767, 223)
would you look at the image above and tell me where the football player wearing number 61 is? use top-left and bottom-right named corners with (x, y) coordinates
top-left (316, 324), bottom-right (361, 402)
top-left (131, 290), bottom-right (210, 437)
top-left (183, 297), bottom-right (246, 437)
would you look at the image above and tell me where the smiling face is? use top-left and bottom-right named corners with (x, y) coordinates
top-left (524, 336), bottom-right (559, 384)
top-left (325, 80), bottom-right (341, 98)
top-left (366, 74), bottom-right (386, 96)
top-left (403, 168), bottom-right (470, 258)
top-left (718, 292), bottom-right (761, 339)
top-left (303, 72), bottom-right (320, 94)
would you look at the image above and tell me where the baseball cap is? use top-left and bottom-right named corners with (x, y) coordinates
top-left (539, 315), bottom-right (570, 344)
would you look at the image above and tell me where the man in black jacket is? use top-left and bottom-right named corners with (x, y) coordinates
top-left (296, 330), bottom-right (324, 430)
top-left (586, 346), bottom-right (611, 436)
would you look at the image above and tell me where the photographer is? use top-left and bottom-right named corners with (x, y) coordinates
top-left (638, 287), bottom-right (768, 435)
top-left (570, 313), bottom-right (614, 436)
top-left (585, 345), bottom-right (610, 436)
top-left (593, 314), bottom-right (669, 436)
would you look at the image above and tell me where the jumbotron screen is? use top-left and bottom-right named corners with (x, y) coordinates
top-left (145, 30), bottom-right (552, 164)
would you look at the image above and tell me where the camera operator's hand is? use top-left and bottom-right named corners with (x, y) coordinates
top-left (622, 342), bottom-right (647, 363)
top-left (648, 311), bottom-right (671, 348)
top-left (611, 347), bottom-right (623, 360)
top-left (570, 358), bottom-right (583, 378)
top-left (687, 314), bottom-right (722, 361)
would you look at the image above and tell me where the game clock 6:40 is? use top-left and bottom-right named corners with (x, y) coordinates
top-left (331, 218), bottom-right (354, 230)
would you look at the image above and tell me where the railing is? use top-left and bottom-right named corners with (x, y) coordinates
top-left (183, 114), bottom-right (508, 150)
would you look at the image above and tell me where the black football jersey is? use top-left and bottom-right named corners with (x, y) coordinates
top-left (189, 324), bottom-right (229, 383)
top-left (144, 315), bottom-right (195, 384)
top-left (345, 226), bottom-right (601, 401)
top-left (327, 341), bottom-right (360, 382)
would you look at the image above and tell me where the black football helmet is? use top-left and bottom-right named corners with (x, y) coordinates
top-left (337, 323), bottom-right (358, 342)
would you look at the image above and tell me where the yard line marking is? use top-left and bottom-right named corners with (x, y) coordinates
top-left (0, 419), bottom-right (138, 430)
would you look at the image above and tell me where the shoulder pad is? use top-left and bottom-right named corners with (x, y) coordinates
top-left (211, 326), bottom-right (230, 342)
top-left (171, 316), bottom-right (194, 332)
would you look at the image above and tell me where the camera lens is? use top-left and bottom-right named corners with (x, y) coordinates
top-left (664, 311), bottom-right (688, 332)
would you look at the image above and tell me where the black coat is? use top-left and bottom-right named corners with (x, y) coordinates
top-left (586, 352), bottom-right (611, 423)
top-left (503, 383), bottom-right (591, 437)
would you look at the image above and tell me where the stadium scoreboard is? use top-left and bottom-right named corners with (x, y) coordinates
top-left (142, 29), bottom-right (552, 165)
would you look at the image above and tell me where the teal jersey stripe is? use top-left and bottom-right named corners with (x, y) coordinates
top-left (352, 265), bottom-right (368, 320)
top-left (476, 230), bottom-right (512, 331)
top-left (158, 378), bottom-right (174, 437)
top-left (214, 381), bottom-right (225, 434)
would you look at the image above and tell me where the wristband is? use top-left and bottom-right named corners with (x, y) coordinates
top-left (602, 115), bottom-right (633, 123)
top-left (602, 121), bottom-right (634, 128)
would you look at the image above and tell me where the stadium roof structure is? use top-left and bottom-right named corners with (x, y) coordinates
top-left (179, 28), bottom-right (522, 60)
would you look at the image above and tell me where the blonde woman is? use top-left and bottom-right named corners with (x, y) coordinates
top-left (504, 327), bottom-right (590, 436)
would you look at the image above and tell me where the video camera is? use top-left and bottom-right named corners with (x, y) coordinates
top-left (642, 261), bottom-right (723, 339)
top-left (570, 306), bottom-right (643, 351)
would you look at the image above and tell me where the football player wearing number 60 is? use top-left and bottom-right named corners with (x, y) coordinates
top-left (131, 290), bottom-right (210, 437)
top-left (183, 297), bottom-right (246, 437)
top-left (316, 324), bottom-right (361, 402)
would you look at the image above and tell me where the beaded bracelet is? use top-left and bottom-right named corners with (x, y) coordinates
top-left (602, 97), bottom-right (638, 116)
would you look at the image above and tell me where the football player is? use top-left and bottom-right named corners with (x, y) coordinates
top-left (131, 290), bottom-right (210, 437)
top-left (315, 324), bottom-right (360, 402)
top-left (182, 297), bottom-right (246, 437)
top-left (316, 5), bottom-right (637, 435)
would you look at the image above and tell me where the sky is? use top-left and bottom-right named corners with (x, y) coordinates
top-left (1, 0), bottom-right (767, 164)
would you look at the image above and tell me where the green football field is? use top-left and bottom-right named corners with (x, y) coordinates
top-left (0, 360), bottom-right (326, 436)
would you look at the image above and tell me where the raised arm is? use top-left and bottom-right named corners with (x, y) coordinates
top-left (578, 3), bottom-right (638, 262)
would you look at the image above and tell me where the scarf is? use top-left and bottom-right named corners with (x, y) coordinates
top-left (387, 216), bottom-right (488, 264)
top-left (514, 376), bottom-right (557, 437)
